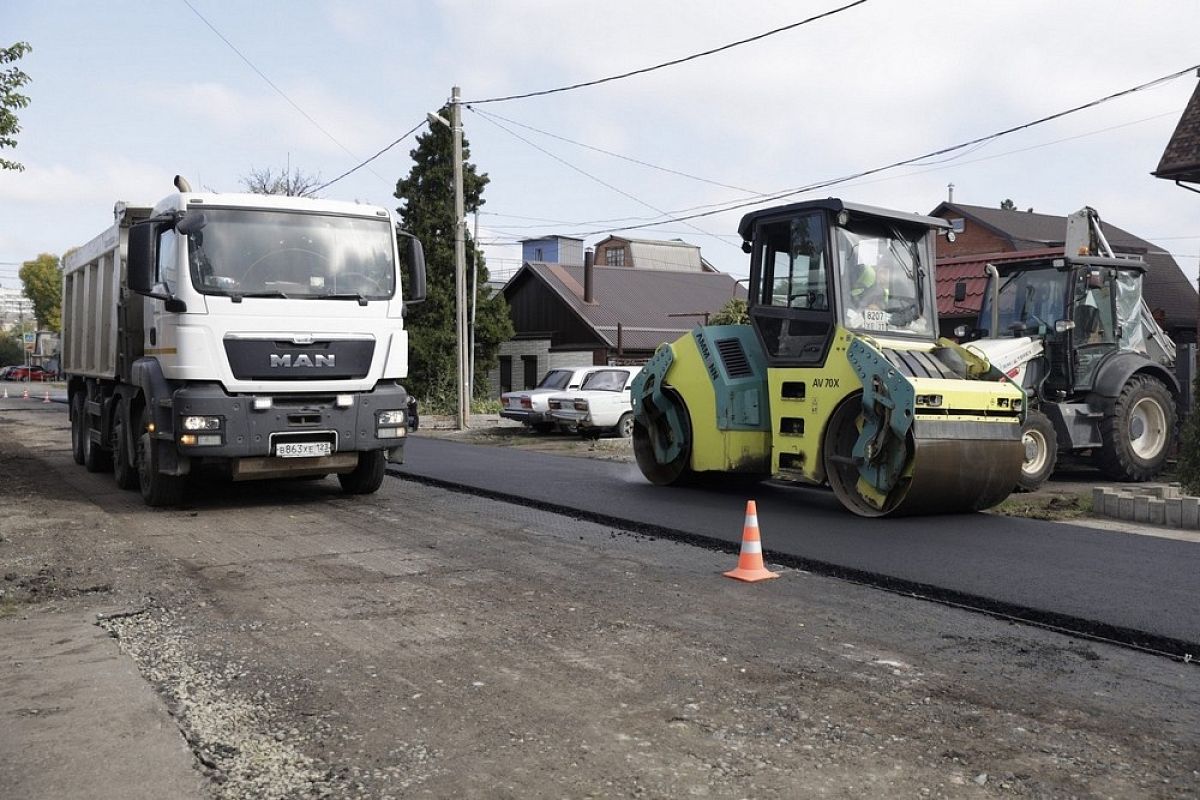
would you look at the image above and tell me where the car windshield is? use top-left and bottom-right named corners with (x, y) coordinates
top-left (536, 370), bottom-right (574, 390)
top-left (580, 369), bottom-right (629, 392)
top-left (184, 208), bottom-right (396, 300)
top-left (980, 267), bottom-right (1068, 338)
top-left (835, 218), bottom-right (934, 337)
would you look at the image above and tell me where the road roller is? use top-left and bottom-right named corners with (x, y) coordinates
top-left (630, 198), bottom-right (1026, 517)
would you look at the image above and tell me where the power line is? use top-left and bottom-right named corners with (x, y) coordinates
top-left (464, 0), bottom-right (870, 104)
top-left (180, 0), bottom-right (390, 187)
top-left (472, 108), bottom-right (739, 249)
top-left (314, 120), bottom-right (426, 192)
top-left (469, 107), bottom-right (762, 194)
top-left (554, 62), bottom-right (1200, 237)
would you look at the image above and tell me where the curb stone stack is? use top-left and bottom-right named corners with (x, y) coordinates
top-left (1093, 483), bottom-right (1200, 529)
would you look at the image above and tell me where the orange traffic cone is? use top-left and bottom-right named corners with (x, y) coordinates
top-left (42, 389), bottom-right (51, 404)
top-left (724, 500), bottom-right (780, 582)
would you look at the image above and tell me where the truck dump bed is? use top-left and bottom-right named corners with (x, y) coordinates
top-left (61, 204), bottom-right (151, 381)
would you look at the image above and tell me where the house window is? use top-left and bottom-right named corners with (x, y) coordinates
top-left (605, 248), bottom-right (625, 267)
top-left (949, 218), bottom-right (965, 234)
top-left (499, 356), bottom-right (512, 394)
top-left (522, 355), bottom-right (539, 389)
top-left (534, 247), bottom-right (544, 261)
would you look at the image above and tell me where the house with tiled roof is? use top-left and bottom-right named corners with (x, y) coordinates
top-left (487, 239), bottom-right (744, 395)
top-left (930, 201), bottom-right (1197, 344)
top-left (1153, 76), bottom-right (1200, 186)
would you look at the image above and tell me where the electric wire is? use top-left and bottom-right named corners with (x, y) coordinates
top-left (314, 120), bottom-right (427, 192)
top-left (464, 1), bottom-right (869, 104)
top-left (472, 109), bottom-right (739, 248)
top-left (551, 62), bottom-right (1200, 237)
top-left (469, 107), bottom-right (762, 194)
top-left (181, 0), bottom-right (391, 187)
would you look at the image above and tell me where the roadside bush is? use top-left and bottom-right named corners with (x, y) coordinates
top-left (1177, 376), bottom-right (1200, 495)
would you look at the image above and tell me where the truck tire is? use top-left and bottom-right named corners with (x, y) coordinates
top-left (137, 408), bottom-right (184, 506)
top-left (338, 450), bottom-right (386, 495)
top-left (70, 393), bottom-right (86, 465)
top-left (1096, 374), bottom-right (1175, 482)
top-left (1016, 411), bottom-right (1057, 492)
top-left (112, 402), bottom-right (139, 491)
top-left (82, 400), bottom-right (112, 474)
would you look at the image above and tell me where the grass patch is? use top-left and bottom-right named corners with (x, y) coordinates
top-left (992, 491), bottom-right (1093, 521)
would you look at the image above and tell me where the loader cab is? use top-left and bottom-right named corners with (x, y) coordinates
top-left (741, 199), bottom-right (942, 366)
top-left (977, 256), bottom-right (1134, 393)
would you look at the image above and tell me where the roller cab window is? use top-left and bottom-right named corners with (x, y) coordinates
top-left (834, 218), bottom-right (935, 339)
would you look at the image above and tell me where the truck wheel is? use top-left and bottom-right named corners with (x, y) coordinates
top-left (338, 450), bottom-right (386, 495)
top-left (616, 412), bottom-right (635, 439)
top-left (1096, 374), bottom-right (1176, 482)
top-left (137, 408), bottom-right (184, 506)
top-left (82, 400), bottom-right (112, 474)
top-left (112, 402), bottom-right (139, 491)
top-left (70, 393), bottom-right (86, 465)
top-left (1016, 411), bottom-right (1057, 492)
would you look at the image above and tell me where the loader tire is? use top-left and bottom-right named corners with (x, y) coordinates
top-left (1016, 411), bottom-right (1057, 492)
top-left (1096, 374), bottom-right (1175, 482)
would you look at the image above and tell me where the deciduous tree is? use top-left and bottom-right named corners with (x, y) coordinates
top-left (240, 165), bottom-right (322, 197)
top-left (19, 252), bottom-right (61, 331)
top-left (1, 41), bottom-right (32, 172)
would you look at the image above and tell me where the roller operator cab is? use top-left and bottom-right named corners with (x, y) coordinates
top-left (62, 182), bottom-right (427, 506)
top-left (631, 198), bottom-right (1026, 517)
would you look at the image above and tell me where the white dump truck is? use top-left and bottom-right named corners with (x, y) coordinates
top-left (62, 177), bottom-right (426, 506)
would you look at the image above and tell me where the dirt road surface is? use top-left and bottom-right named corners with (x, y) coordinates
top-left (2, 402), bottom-right (1197, 799)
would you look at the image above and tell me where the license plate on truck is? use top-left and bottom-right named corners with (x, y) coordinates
top-left (275, 441), bottom-right (332, 458)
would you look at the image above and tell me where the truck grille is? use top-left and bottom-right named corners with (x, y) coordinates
top-left (224, 338), bottom-right (374, 381)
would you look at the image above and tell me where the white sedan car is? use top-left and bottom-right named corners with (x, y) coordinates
top-left (547, 367), bottom-right (643, 438)
top-left (500, 366), bottom-right (598, 432)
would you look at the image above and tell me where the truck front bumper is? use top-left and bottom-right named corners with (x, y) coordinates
top-left (170, 382), bottom-right (411, 464)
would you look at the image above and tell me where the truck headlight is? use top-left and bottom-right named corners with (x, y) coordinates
top-left (377, 408), bottom-right (407, 439)
top-left (377, 409), bottom-right (407, 426)
top-left (181, 415), bottom-right (222, 431)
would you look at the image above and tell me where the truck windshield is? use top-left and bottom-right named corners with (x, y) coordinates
top-left (834, 219), bottom-right (934, 338)
top-left (980, 268), bottom-right (1067, 338)
top-left (185, 208), bottom-right (396, 300)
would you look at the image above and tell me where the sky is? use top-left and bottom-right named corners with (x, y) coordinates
top-left (2, 0), bottom-right (1199, 291)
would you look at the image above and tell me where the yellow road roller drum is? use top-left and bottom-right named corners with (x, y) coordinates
top-left (631, 198), bottom-right (1025, 517)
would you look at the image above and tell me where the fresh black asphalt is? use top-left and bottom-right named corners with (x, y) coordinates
top-left (394, 436), bottom-right (1200, 659)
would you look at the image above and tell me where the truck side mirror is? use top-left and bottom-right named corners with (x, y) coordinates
top-left (402, 234), bottom-right (427, 305)
top-left (953, 281), bottom-right (967, 303)
top-left (127, 220), bottom-right (157, 295)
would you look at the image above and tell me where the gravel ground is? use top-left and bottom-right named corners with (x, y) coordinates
top-left (2, 404), bottom-right (1198, 799)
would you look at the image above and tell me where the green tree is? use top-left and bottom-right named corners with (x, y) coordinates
top-left (1000, 198), bottom-right (1016, 211)
top-left (0, 330), bottom-right (22, 366)
top-left (710, 297), bottom-right (749, 325)
top-left (19, 253), bottom-right (61, 331)
top-left (1, 42), bottom-right (32, 172)
top-left (393, 109), bottom-right (513, 405)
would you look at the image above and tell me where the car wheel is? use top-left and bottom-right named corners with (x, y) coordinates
top-left (113, 402), bottom-right (139, 491)
top-left (137, 407), bottom-right (185, 506)
top-left (338, 450), bottom-right (386, 495)
top-left (616, 412), bottom-right (635, 438)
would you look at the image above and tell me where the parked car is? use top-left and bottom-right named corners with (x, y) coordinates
top-left (547, 367), bottom-right (643, 438)
top-left (4, 365), bottom-right (52, 382)
top-left (501, 366), bottom-right (599, 432)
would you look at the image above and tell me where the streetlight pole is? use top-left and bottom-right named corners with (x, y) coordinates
top-left (451, 87), bottom-right (469, 430)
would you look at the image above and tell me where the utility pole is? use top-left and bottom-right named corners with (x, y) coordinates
top-left (470, 210), bottom-right (479, 404)
top-left (451, 87), bottom-right (469, 430)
